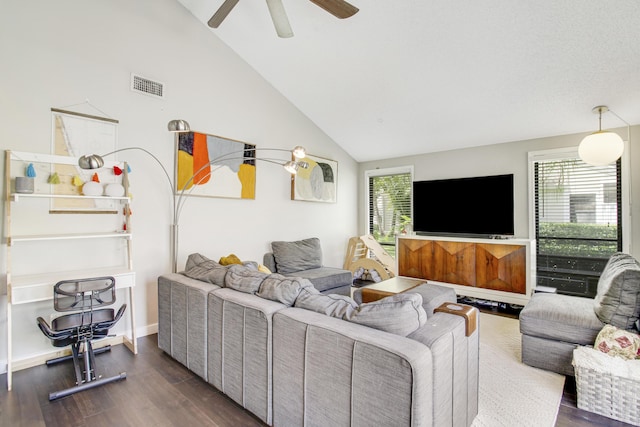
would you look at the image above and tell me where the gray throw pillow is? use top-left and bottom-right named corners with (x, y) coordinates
top-left (593, 252), bottom-right (640, 330)
top-left (182, 253), bottom-right (228, 285)
top-left (271, 237), bottom-right (322, 274)
top-left (224, 264), bottom-right (269, 294)
top-left (257, 274), bottom-right (314, 306)
top-left (294, 286), bottom-right (357, 318)
top-left (346, 293), bottom-right (427, 337)
top-left (184, 252), bottom-right (218, 271)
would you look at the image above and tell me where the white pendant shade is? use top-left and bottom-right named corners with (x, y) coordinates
top-left (578, 131), bottom-right (624, 166)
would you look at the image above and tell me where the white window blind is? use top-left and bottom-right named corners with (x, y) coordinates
top-left (533, 155), bottom-right (622, 297)
top-left (366, 169), bottom-right (412, 257)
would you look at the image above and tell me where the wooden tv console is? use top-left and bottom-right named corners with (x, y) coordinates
top-left (396, 235), bottom-right (535, 306)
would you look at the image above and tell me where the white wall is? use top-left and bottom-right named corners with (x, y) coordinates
top-left (358, 126), bottom-right (639, 260)
top-left (0, 0), bottom-right (358, 371)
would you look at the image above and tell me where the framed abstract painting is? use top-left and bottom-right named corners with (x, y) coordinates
top-left (291, 154), bottom-right (337, 203)
top-left (176, 131), bottom-right (256, 199)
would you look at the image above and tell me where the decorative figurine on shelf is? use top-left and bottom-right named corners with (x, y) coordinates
top-left (47, 172), bottom-right (60, 184)
top-left (82, 181), bottom-right (103, 196)
top-left (92, 172), bottom-right (100, 182)
top-left (15, 163), bottom-right (36, 194)
top-left (104, 183), bottom-right (125, 197)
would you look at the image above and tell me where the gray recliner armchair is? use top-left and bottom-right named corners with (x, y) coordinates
top-left (263, 237), bottom-right (353, 295)
top-left (519, 252), bottom-right (640, 376)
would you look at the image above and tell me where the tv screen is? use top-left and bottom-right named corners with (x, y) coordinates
top-left (412, 174), bottom-right (514, 237)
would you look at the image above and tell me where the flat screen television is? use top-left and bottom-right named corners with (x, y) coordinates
top-left (412, 174), bottom-right (514, 237)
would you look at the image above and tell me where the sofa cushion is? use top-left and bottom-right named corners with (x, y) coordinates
top-left (257, 274), bottom-right (314, 306)
top-left (294, 286), bottom-right (357, 318)
top-left (283, 267), bottom-right (352, 293)
top-left (347, 293), bottom-right (427, 337)
top-left (519, 293), bottom-right (604, 345)
top-left (183, 253), bottom-right (228, 286)
top-left (224, 264), bottom-right (269, 294)
top-left (294, 286), bottom-right (427, 336)
top-left (271, 237), bottom-right (322, 274)
top-left (593, 252), bottom-right (640, 330)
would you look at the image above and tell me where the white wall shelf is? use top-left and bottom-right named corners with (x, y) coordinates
top-left (10, 193), bottom-right (130, 202)
top-left (8, 231), bottom-right (132, 245)
top-left (4, 150), bottom-right (138, 391)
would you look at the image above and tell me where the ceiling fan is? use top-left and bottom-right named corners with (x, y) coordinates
top-left (207, 0), bottom-right (359, 38)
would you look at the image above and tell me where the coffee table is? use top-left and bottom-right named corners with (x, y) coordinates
top-left (359, 276), bottom-right (426, 303)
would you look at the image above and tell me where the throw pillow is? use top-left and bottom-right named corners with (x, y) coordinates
top-left (219, 254), bottom-right (243, 266)
top-left (257, 274), bottom-right (314, 306)
top-left (185, 252), bottom-right (218, 271)
top-left (182, 253), bottom-right (228, 286)
top-left (271, 237), bottom-right (322, 274)
top-left (593, 252), bottom-right (640, 330)
top-left (224, 264), bottom-right (269, 294)
top-left (258, 264), bottom-right (272, 274)
top-left (346, 293), bottom-right (427, 337)
top-left (294, 286), bottom-right (357, 318)
top-left (594, 324), bottom-right (640, 360)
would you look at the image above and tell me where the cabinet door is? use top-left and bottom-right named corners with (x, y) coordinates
top-left (397, 239), bottom-right (476, 287)
top-left (397, 238), bottom-right (433, 279)
top-left (475, 244), bottom-right (526, 294)
top-left (432, 240), bottom-right (476, 287)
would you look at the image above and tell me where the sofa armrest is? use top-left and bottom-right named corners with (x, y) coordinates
top-left (263, 252), bottom-right (277, 273)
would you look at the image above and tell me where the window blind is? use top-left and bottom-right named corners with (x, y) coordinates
top-left (367, 172), bottom-right (412, 257)
top-left (534, 157), bottom-right (622, 297)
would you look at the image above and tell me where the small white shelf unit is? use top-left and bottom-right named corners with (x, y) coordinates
top-left (3, 150), bottom-right (138, 391)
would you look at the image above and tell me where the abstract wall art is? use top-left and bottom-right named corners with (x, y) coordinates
top-left (291, 154), bottom-right (337, 203)
top-left (176, 131), bottom-right (256, 199)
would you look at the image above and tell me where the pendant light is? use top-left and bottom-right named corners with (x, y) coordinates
top-left (578, 106), bottom-right (624, 166)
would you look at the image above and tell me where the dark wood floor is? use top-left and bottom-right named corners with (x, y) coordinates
top-left (0, 334), bottom-right (633, 427)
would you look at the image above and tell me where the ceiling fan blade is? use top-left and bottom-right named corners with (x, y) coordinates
top-left (309, 0), bottom-right (359, 19)
top-left (266, 0), bottom-right (294, 38)
top-left (208, 0), bottom-right (240, 28)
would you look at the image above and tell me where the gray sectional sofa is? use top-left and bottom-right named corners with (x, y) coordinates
top-left (520, 252), bottom-right (640, 376)
top-left (263, 237), bottom-right (353, 296)
top-left (158, 253), bottom-right (480, 426)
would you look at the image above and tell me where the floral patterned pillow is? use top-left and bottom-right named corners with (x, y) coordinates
top-left (594, 324), bottom-right (640, 360)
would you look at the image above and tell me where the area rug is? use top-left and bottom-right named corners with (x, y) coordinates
top-left (472, 312), bottom-right (566, 427)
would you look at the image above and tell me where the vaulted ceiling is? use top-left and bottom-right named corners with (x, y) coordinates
top-left (177, 0), bottom-right (640, 162)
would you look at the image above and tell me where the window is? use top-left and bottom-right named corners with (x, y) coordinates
top-left (365, 167), bottom-right (413, 258)
top-left (529, 149), bottom-right (625, 298)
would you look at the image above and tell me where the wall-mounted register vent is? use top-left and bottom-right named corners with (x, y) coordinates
top-left (131, 74), bottom-right (164, 98)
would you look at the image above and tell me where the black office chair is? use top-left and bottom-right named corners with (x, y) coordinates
top-left (37, 276), bottom-right (127, 400)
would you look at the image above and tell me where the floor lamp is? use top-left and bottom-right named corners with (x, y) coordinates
top-left (79, 120), bottom-right (308, 273)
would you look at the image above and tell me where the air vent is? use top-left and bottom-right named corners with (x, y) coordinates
top-left (130, 74), bottom-right (164, 98)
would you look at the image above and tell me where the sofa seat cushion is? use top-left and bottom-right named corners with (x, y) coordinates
top-left (407, 283), bottom-right (457, 317)
top-left (272, 237), bottom-right (323, 274)
top-left (593, 252), bottom-right (640, 330)
top-left (284, 267), bottom-right (352, 293)
top-left (520, 293), bottom-right (604, 345)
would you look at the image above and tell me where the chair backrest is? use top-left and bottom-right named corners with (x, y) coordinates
top-left (54, 276), bottom-right (116, 312)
